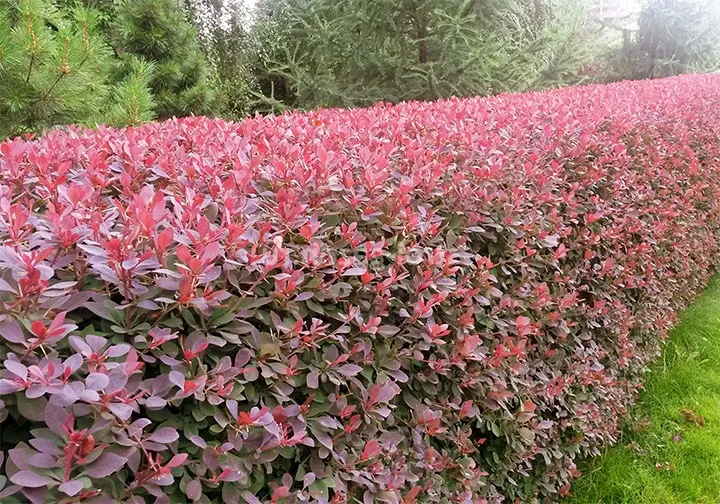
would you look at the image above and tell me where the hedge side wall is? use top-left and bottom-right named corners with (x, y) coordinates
top-left (1, 74), bottom-right (720, 503)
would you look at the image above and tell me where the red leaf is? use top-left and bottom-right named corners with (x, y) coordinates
top-left (360, 440), bottom-right (382, 461)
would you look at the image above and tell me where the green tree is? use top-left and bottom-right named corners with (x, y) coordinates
top-left (247, 0), bottom-right (595, 112)
top-left (103, 55), bottom-right (156, 126)
top-left (0, 0), bottom-right (112, 137)
top-left (612, 0), bottom-right (720, 80)
top-left (110, 0), bottom-right (216, 119)
top-left (185, 0), bottom-right (254, 120)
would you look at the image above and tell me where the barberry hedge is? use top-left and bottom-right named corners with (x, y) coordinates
top-left (1, 74), bottom-right (720, 504)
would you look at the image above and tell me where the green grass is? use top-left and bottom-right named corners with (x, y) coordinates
top-left (569, 276), bottom-right (720, 503)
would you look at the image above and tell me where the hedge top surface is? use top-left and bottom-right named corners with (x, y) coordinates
top-left (1, 74), bottom-right (720, 504)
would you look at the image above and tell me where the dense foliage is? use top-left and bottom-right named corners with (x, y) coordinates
top-left (5, 0), bottom-right (720, 136)
top-left (1, 73), bottom-right (720, 503)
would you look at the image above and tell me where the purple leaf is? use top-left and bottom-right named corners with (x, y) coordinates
top-left (186, 479), bottom-right (202, 500)
top-left (54, 291), bottom-right (93, 312)
top-left (28, 453), bottom-right (57, 469)
top-left (137, 300), bottom-right (160, 310)
top-left (106, 344), bottom-right (131, 357)
top-left (58, 383), bottom-right (80, 405)
top-left (84, 452), bottom-right (127, 478)
top-left (168, 371), bottom-right (185, 389)
top-left (166, 453), bottom-right (188, 468)
top-left (29, 437), bottom-right (60, 455)
top-left (234, 349), bottom-right (252, 368)
top-left (0, 320), bottom-right (25, 343)
top-left (293, 292), bottom-right (314, 302)
top-left (25, 385), bottom-right (47, 399)
top-left (45, 400), bottom-right (70, 436)
top-left (87, 335), bottom-right (108, 352)
top-left (4, 360), bottom-right (27, 378)
top-left (0, 278), bottom-right (16, 293)
top-left (0, 486), bottom-right (21, 499)
top-left (9, 444), bottom-right (35, 470)
top-left (68, 336), bottom-right (92, 355)
top-left (122, 258), bottom-right (139, 270)
top-left (306, 371), bottom-right (319, 389)
top-left (127, 418), bottom-right (152, 438)
top-left (242, 491), bottom-right (262, 504)
top-left (378, 325), bottom-right (400, 336)
top-left (107, 402), bottom-right (134, 420)
top-left (154, 472), bottom-right (174, 486)
top-left (189, 435), bottom-right (207, 448)
top-left (79, 390), bottom-right (100, 402)
top-left (370, 382), bottom-right (399, 404)
top-left (145, 396), bottom-right (167, 409)
top-left (0, 379), bottom-right (22, 395)
top-left (58, 479), bottom-right (84, 496)
top-left (539, 420), bottom-right (554, 429)
top-left (202, 447), bottom-right (220, 470)
top-left (147, 427), bottom-right (179, 444)
top-left (106, 369), bottom-right (129, 392)
top-left (343, 266), bottom-right (367, 276)
top-left (219, 469), bottom-right (242, 482)
top-left (540, 234), bottom-right (559, 248)
top-left (317, 416), bottom-right (342, 429)
top-left (86, 373), bottom-right (110, 391)
top-left (313, 430), bottom-right (333, 450)
top-left (9, 470), bottom-right (54, 488)
top-left (337, 364), bottom-right (363, 376)
top-left (303, 472), bottom-right (316, 488)
top-left (63, 353), bottom-right (84, 373)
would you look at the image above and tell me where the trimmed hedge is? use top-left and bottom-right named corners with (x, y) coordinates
top-left (1, 74), bottom-right (720, 504)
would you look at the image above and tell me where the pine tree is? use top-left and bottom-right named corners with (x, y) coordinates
top-left (249, 0), bottom-right (595, 111)
top-left (110, 0), bottom-right (216, 119)
top-left (103, 55), bottom-right (156, 127)
top-left (0, 0), bottom-right (112, 138)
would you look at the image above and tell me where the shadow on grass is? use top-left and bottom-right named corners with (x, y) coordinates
top-left (568, 276), bottom-right (720, 503)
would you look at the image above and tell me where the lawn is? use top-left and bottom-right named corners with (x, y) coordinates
top-left (569, 276), bottom-right (720, 503)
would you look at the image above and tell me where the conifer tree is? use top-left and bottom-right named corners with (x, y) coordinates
top-left (0, 0), bottom-right (111, 138)
top-left (110, 0), bottom-right (216, 119)
top-left (249, 0), bottom-right (595, 111)
top-left (103, 56), bottom-right (156, 127)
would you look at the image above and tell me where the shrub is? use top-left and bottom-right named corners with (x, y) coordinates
top-left (1, 74), bottom-right (720, 503)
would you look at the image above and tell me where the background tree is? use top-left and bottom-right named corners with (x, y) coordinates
top-left (610, 0), bottom-right (720, 80)
top-left (103, 56), bottom-right (156, 127)
top-left (0, 0), bottom-right (112, 138)
top-left (185, 0), bottom-right (254, 120)
top-left (246, 0), bottom-right (596, 112)
top-left (110, 0), bottom-right (216, 119)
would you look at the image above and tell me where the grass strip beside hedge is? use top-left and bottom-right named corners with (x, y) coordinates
top-left (570, 276), bottom-right (720, 503)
